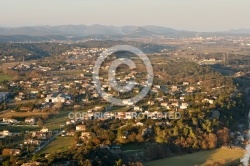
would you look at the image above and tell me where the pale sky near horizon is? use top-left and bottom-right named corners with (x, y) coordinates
top-left (0, 0), bottom-right (249, 32)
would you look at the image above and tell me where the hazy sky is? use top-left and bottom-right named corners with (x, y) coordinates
top-left (0, 0), bottom-right (249, 32)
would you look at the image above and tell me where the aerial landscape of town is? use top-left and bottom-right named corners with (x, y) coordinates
top-left (1, 0), bottom-right (250, 166)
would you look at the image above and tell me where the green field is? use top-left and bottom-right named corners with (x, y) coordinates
top-left (39, 136), bottom-right (74, 154)
top-left (0, 125), bottom-right (40, 132)
top-left (0, 73), bottom-right (12, 82)
top-left (144, 148), bottom-right (244, 166)
top-left (45, 110), bottom-right (70, 131)
top-left (0, 111), bottom-right (49, 118)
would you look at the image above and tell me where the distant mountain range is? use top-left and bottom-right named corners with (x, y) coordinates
top-left (228, 28), bottom-right (250, 34)
top-left (0, 25), bottom-right (184, 36)
top-left (0, 25), bottom-right (249, 42)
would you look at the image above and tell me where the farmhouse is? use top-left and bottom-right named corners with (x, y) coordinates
top-left (40, 127), bottom-right (49, 133)
top-left (24, 139), bottom-right (40, 145)
top-left (2, 118), bottom-right (17, 124)
top-left (80, 132), bottom-right (92, 140)
top-left (25, 118), bottom-right (36, 124)
top-left (0, 130), bottom-right (12, 137)
top-left (45, 92), bottom-right (71, 103)
top-left (76, 124), bottom-right (86, 131)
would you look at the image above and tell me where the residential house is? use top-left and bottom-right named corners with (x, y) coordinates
top-left (2, 118), bottom-right (17, 124)
top-left (31, 131), bottom-right (50, 140)
top-left (161, 103), bottom-right (168, 107)
top-left (135, 122), bottom-right (144, 126)
top-left (148, 100), bottom-right (155, 105)
top-left (180, 96), bottom-right (185, 101)
top-left (24, 139), bottom-right (40, 145)
top-left (66, 131), bottom-right (75, 136)
top-left (203, 98), bottom-right (214, 104)
top-left (66, 120), bottom-right (75, 125)
top-left (45, 92), bottom-right (71, 103)
top-left (0, 130), bottom-right (12, 137)
top-left (40, 127), bottom-right (49, 133)
top-left (76, 124), bottom-right (86, 131)
top-left (80, 132), bottom-right (92, 140)
top-left (21, 161), bottom-right (42, 166)
top-left (171, 102), bottom-right (179, 107)
top-left (25, 118), bottom-right (36, 124)
top-left (171, 85), bottom-right (178, 91)
top-left (122, 100), bottom-right (133, 106)
top-left (134, 106), bottom-right (142, 112)
top-left (180, 103), bottom-right (188, 109)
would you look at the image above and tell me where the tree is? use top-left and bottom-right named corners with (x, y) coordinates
top-left (92, 138), bottom-right (101, 146)
top-left (2, 148), bottom-right (11, 156)
top-left (2, 161), bottom-right (11, 166)
top-left (115, 159), bottom-right (123, 166)
top-left (42, 114), bottom-right (49, 120)
top-left (37, 118), bottom-right (44, 127)
top-left (216, 128), bottom-right (230, 146)
top-left (206, 133), bottom-right (217, 149)
top-left (9, 156), bottom-right (16, 165)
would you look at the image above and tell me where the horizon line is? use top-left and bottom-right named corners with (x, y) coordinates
top-left (0, 24), bottom-right (248, 33)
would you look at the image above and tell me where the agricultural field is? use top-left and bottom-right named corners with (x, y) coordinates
top-left (144, 148), bottom-right (244, 166)
top-left (51, 70), bottom-right (84, 77)
top-left (0, 125), bottom-right (40, 132)
top-left (0, 73), bottom-right (12, 82)
top-left (7, 99), bottom-right (43, 107)
top-left (44, 110), bottom-right (70, 131)
top-left (0, 110), bottom-right (49, 118)
top-left (38, 136), bottom-right (74, 154)
top-left (0, 62), bottom-right (20, 70)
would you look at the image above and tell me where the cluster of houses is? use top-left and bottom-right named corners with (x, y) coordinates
top-left (12, 63), bottom-right (51, 72)
top-left (28, 127), bottom-right (52, 140)
top-left (1, 127), bottom-right (53, 157)
top-left (62, 124), bottom-right (92, 144)
top-left (0, 46), bottom-right (240, 161)
top-left (2, 46), bottom-right (223, 117)
top-left (45, 92), bottom-right (71, 103)
top-left (62, 47), bottom-right (107, 60)
top-left (1, 117), bottom-right (36, 125)
top-left (0, 130), bottom-right (20, 138)
top-left (0, 55), bottom-right (15, 62)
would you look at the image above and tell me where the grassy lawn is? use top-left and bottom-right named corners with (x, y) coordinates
top-left (0, 73), bottom-right (12, 82)
top-left (39, 136), bottom-right (74, 154)
top-left (144, 148), bottom-right (244, 166)
top-left (45, 110), bottom-right (70, 131)
top-left (0, 110), bottom-right (70, 131)
top-left (0, 125), bottom-right (40, 132)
